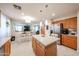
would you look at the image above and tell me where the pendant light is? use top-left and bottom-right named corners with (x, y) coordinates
top-left (45, 5), bottom-right (48, 25)
top-left (45, 4), bottom-right (49, 30)
top-left (40, 10), bottom-right (43, 26)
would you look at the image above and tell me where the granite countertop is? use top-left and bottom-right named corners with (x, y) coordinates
top-left (32, 35), bottom-right (60, 47)
top-left (0, 37), bottom-right (11, 48)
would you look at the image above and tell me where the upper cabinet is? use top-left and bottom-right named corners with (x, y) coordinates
top-left (69, 17), bottom-right (77, 29)
top-left (53, 17), bottom-right (77, 29)
top-left (64, 17), bottom-right (77, 29)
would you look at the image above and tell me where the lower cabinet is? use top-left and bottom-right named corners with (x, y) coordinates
top-left (36, 41), bottom-right (45, 56)
top-left (32, 37), bottom-right (57, 56)
top-left (45, 43), bottom-right (57, 56)
top-left (0, 40), bottom-right (11, 56)
top-left (61, 35), bottom-right (77, 50)
top-left (4, 40), bottom-right (11, 56)
top-left (32, 37), bottom-right (36, 54)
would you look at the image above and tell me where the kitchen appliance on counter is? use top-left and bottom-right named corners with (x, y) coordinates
top-left (68, 29), bottom-right (77, 35)
top-left (60, 23), bottom-right (69, 34)
top-left (60, 23), bottom-right (63, 34)
top-left (11, 36), bottom-right (15, 41)
top-left (62, 28), bottom-right (69, 34)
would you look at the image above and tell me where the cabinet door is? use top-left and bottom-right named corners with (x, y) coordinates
top-left (64, 19), bottom-right (69, 28)
top-left (4, 40), bottom-right (11, 56)
top-left (45, 43), bottom-right (57, 56)
top-left (69, 17), bottom-right (77, 29)
top-left (62, 35), bottom-right (77, 50)
top-left (62, 35), bottom-right (69, 46)
top-left (32, 37), bottom-right (36, 53)
top-left (36, 42), bottom-right (45, 56)
top-left (67, 36), bottom-right (77, 50)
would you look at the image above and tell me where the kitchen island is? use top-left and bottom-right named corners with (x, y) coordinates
top-left (32, 35), bottom-right (59, 56)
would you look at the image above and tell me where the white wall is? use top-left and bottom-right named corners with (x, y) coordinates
top-left (77, 11), bottom-right (79, 52)
top-left (0, 13), bottom-right (7, 38)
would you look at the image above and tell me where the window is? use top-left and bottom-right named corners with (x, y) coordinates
top-left (33, 25), bottom-right (40, 34)
top-left (34, 25), bottom-right (39, 32)
top-left (15, 25), bottom-right (23, 32)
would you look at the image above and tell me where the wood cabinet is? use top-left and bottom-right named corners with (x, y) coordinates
top-left (64, 17), bottom-right (77, 29)
top-left (45, 43), bottom-right (57, 56)
top-left (3, 40), bottom-right (11, 56)
top-left (36, 41), bottom-right (45, 56)
top-left (32, 37), bottom-right (57, 56)
top-left (32, 37), bottom-right (45, 56)
top-left (53, 17), bottom-right (77, 29)
top-left (62, 20), bottom-right (67, 28)
top-left (61, 35), bottom-right (77, 50)
top-left (32, 37), bottom-right (36, 54)
top-left (69, 17), bottom-right (77, 29)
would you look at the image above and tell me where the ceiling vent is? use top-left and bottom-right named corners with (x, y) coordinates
top-left (13, 4), bottom-right (22, 10)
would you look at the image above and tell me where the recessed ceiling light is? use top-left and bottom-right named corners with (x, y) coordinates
top-left (52, 13), bottom-right (56, 16)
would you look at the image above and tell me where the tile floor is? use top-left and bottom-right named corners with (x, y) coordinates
top-left (10, 40), bottom-right (35, 56)
top-left (10, 40), bottom-right (79, 56)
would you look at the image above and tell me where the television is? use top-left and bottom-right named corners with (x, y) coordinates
top-left (24, 25), bottom-right (30, 31)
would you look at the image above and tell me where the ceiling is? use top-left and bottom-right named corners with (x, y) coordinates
top-left (0, 3), bottom-right (79, 23)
